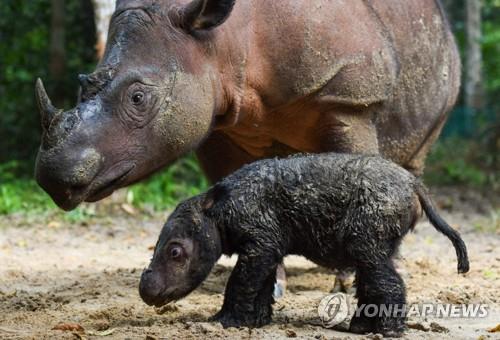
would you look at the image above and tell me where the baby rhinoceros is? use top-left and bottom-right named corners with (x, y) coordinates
top-left (139, 153), bottom-right (469, 337)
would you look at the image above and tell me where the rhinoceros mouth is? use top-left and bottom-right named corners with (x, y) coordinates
top-left (85, 164), bottom-right (136, 203)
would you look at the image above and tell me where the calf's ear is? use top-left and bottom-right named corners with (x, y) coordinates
top-left (172, 0), bottom-right (235, 31)
top-left (202, 184), bottom-right (228, 212)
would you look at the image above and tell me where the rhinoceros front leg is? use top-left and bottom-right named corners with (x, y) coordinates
top-left (196, 131), bottom-right (258, 183)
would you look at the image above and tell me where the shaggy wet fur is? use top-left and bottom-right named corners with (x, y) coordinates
top-left (140, 153), bottom-right (469, 337)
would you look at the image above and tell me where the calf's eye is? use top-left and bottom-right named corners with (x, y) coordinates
top-left (170, 246), bottom-right (182, 259)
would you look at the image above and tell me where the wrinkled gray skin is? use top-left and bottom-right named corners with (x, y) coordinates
top-left (140, 153), bottom-right (469, 337)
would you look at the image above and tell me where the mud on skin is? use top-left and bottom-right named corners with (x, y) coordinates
top-left (140, 153), bottom-right (469, 337)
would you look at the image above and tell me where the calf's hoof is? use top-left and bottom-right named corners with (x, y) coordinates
top-left (375, 318), bottom-right (406, 338)
top-left (349, 315), bottom-right (374, 335)
top-left (379, 329), bottom-right (404, 338)
top-left (210, 307), bottom-right (272, 328)
top-left (349, 315), bottom-right (405, 338)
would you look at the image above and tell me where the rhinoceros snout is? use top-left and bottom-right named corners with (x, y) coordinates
top-left (35, 148), bottom-right (103, 210)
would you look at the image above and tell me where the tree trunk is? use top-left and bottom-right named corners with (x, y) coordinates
top-left (465, 0), bottom-right (484, 111)
top-left (49, 0), bottom-right (66, 105)
top-left (91, 0), bottom-right (116, 60)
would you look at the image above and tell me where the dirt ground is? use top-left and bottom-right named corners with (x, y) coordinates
top-left (0, 187), bottom-right (499, 340)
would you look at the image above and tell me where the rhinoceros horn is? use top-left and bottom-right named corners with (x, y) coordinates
top-left (35, 78), bottom-right (59, 131)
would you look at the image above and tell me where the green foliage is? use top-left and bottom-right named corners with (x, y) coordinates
top-left (483, 0), bottom-right (500, 96)
top-left (0, 0), bottom-right (96, 164)
top-left (0, 161), bottom-right (56, 214)
top-left (424, 137), bottom-right (499, 190)
top-left (442, 0), bottom-right (500, 112)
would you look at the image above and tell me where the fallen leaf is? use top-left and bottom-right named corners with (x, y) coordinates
top-left (121, 203), bottom-right (137, 216)
top-left (488, 324), bottom-right (500, 333)
top-left (47, 221), bottom-right (61, 229)
top-left (87, 328), bottom-right (116, 336)
top-left (52, 323), bottom-right (84, 332)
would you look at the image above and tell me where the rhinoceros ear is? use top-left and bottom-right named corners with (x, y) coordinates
top-left (173, 0), bottom-right (235, 31)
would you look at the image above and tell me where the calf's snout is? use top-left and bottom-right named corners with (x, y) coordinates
top-left (139, 268), bottom-right (164, 306)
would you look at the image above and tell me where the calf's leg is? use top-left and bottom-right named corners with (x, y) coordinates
top-left (319, 110), bottom-right (380, 294)
top-left (211, 249), bottom-right (281, 328)
top-left (197, 131), bottom-right (287, 299)
top-left (350, 260), bottom-right (406, 337)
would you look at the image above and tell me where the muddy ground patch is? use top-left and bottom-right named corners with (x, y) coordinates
top-left (0, 188), bottom-right (499, 339)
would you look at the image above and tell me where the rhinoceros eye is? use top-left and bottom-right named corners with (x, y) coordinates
top-left (131, 91), bottom-right (145, 105)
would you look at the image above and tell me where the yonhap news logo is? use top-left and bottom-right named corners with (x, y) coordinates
top-left (317, 293), bottom-right (350, 327)
top-left (318, 293), bottom-right (489, 328)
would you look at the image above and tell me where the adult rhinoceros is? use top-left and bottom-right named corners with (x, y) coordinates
top-left (35, 0), bottom-right (459, 208)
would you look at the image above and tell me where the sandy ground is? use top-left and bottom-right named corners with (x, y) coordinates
top-left (0, 187), bottom-right (499, 340)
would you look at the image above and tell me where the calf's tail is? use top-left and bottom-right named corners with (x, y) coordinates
top-left (416, 183), bottom-right (470, 274)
